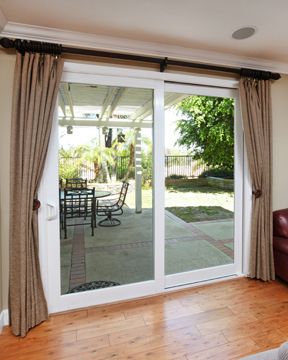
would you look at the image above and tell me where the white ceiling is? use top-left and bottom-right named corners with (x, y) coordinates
top-left (0, 0), bottom-right (288, 65)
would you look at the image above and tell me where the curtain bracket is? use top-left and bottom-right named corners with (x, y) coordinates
top-left (160, 57), bottom-right (168, 72)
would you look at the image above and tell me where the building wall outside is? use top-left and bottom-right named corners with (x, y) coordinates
top-left (0, 50), bottom-right (288, 312)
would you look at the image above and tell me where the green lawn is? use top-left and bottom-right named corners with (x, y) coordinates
top-left (165, 186), bottom-right (234, 212)
top-left (166, 205), bottom-right (234, 222)
top-left (125, 183), bottom-right (234, 222)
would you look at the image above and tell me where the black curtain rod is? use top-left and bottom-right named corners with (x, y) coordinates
top-left (0, 37), bottom-right (281, 80)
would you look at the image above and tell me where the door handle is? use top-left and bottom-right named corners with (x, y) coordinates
top-left (46, 203), bottom-right (58, 221)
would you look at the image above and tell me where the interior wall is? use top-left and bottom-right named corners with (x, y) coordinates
top-left (0, 50), bottom-right (15, 311)
top-left (271, 75), bottom-right (288, 210)
top-left (0, 201), bottom-right (2, 316)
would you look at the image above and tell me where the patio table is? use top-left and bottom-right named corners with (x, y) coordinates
top-left (59, 189), bottom-right (111, 230)
top-left (60, 189), bottom-right (111, 200)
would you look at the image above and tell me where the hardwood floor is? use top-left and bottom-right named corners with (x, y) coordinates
top-left (1, 278), bottom-right (288, 359)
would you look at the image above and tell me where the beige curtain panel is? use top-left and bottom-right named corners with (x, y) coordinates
top-left (9, 52), bottom-right (64, 336)
top-left (239, 77), bottom-right (275, 281)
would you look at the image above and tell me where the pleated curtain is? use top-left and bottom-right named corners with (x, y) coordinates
top-left (9, 52), bottom-right (64, 336)
top-left (239, 77), bottom-right (275, 281)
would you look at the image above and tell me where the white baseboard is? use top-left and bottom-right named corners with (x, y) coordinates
top-left (0, 309), bottom-right (9, 332)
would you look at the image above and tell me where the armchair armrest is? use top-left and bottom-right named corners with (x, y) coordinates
top-left (273, 208), bottom-right (288, 238)
top-left (96, 196), bottom-right (119, 210)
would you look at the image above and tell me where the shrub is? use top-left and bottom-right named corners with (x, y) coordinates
top-left (199, 168), bottom-right (234, 179)
top-left (141, 153), bottom-right (152, 187)
top-left (59, 161), bottom-right (81, 181)
top-left (166, 174), bottom-right (187, 180)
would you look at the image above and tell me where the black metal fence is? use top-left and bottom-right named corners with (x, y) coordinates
top-left (165, 156), bottom-right (209, 178)
top-left (59, 157), bottom-right (95, 180)
top-left (59, 155), bottom-right (208, 181)
top-left (116, 156), bottom-right (130, 179)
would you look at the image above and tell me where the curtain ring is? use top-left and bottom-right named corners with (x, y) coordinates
top-left (252, 189), bottom-right (262, 198)
top-left (33, 199), bottom-right (41, 211)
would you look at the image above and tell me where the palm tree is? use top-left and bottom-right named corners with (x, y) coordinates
top-left (116, 129), bottom-right (152, 181)
top-left (84, 142), bottom-right (116, 183)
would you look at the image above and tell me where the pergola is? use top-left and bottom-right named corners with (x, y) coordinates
top-left (58, 82), bottom-right (186, 212)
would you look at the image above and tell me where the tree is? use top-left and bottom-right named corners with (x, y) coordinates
top-left (84, 142), bottom-right (115, 183)
top-left (116, 130), bottom-right (152, 183)
top-left (176, 96), bottom-right (234, 170)
top-left (58, 146), bottom-right (83, 180)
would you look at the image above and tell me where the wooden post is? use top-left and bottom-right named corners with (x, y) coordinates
top-left (134, 128), bottom-right (142, 213)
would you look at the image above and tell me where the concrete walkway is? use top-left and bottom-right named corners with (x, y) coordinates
top-left (60, 208), bottom-right (234, 294)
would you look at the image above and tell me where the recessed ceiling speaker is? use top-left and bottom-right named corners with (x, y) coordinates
top-left (232, 27), bottom-right (256, 40)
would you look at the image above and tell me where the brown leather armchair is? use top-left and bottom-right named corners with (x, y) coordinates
top-left (273, 208), bottom-right (288, 282)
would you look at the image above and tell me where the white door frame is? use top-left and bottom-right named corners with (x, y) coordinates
top-left (38, 62), bottom-right (244, 314)
top-left (39, 66), bottom-right (165, 313)
top-left (164, 82), bottom-right (243, 288)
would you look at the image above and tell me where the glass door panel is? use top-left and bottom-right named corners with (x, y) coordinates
top-left (164, 87), bottom-right (240, 285)
top-left (58, 82), bottom-right (154, 295)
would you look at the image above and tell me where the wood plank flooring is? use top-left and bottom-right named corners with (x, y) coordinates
top-left (1, 277), bottom-right (288, 359)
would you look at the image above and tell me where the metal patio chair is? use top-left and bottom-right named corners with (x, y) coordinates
top-left (63, 187), bottom-right (95, 238)
top-left (96, 182), bottom-right (129, 227)
top-left (65, 177), bottom-right (88, 190)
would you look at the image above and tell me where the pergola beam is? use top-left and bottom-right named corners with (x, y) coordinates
top-left (108, 88), bottom-right (126, 118)
top-left (62, 83), bottom-right (75, 118)
top-left (164, 93), bottom-right (188, 108)
top-left (59, 119), bottom-right (152, 129)
top-left (127, 93), bottom-right (186, 124)
top-left (99, 87), bottom-right (119, 121)
top-left (129, 99), bottom-right (153, 122)
top-left (58, 93), bottom-right (66, 118)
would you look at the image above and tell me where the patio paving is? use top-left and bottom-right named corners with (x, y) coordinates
top-left (192, 220), bottom-right (234, 240)
top-left (60, 208), bottom-right (234, 294)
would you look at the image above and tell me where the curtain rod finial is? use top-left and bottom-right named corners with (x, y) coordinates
top-left (0, 37), bottom-right (62, 56)
top-left (0, 37), bottom-right (14, 49)
top-left (241, 67), bottom-right (281, 81)
top-left (272, 73), bottom-right (281, 80)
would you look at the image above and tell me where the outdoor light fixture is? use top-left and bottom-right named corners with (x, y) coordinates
top-left (67, 125), bottom-right (73, 134)
top-left (102, 126), bottom-right (109, 135)
top-left (117, 130), bottom-right (125, 143)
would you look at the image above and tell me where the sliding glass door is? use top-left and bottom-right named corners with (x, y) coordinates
top-left (38, 68), bottom-right (164, 312)
top-left (164, 83), bottom-right (242, 287)
top-left (38, 63), bottom-right (242, 313)
top-left (58, 82), bottom-right (155, 295)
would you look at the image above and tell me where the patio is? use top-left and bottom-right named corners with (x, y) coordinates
top-left (60, 207), bottom-right (234, 294)
top-left (57, 81), bottom-right (235, 294)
